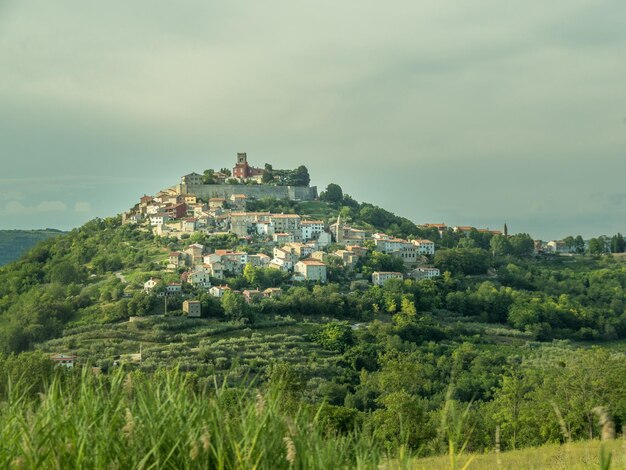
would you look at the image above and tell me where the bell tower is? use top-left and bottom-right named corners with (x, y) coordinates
top-left (233, 152), bottom-right (250, 179)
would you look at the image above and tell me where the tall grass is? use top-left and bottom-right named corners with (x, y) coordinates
top-left (0, 368), bottom-right (404, 469)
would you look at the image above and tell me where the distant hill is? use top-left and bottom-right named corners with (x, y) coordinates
top-left (0, 229), bottom-right (64, 266)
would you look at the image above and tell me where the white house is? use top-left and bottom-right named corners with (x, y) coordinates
top-left (316, 232), bottom-right (332, 248)
top-left (270, 257), bottom-right (293, 271)
top-left (273, 247), bottom-right (298, 264)
top-left (256, 221), bottom-right (275, 237)
top-left (209, 285), bottom-right (231, 298)
top-left (294, 259), bottom-right (327, 283)
top-left (273, 232), bottom-right (295, 244)
top-left (146, 204), bottom-right (161, 215)
top-left (188, 270), bottom-right (211, 288)
top-left (412, 239), bottom-right (435, 255)
top-left (301, 220), bottom-right (325, 242)
top-left (546, 240), bottom-right (574, 254)
top-left (128, 213), bottom-right (144, 224)
top-left (205, 262), bottom-right (225, 279)
top-left (150, 213), bottom-right (170, 227)
top-left (410, 267), bottom-right (441, 280)
top-left (143, 278), bottom-right (160, 293)
top-left (372, 271), bottom-right (403, 286)
top-left (248, 253), bottom-right (271, 267)
top-left (50, 353), bottom-right (77, 368)
top-left (182, 218), bottom-right (197, 232)
top-left (165, 283), bottom-right (182, 295)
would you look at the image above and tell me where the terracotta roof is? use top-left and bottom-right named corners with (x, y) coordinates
top-left (298, 259), bottom-right (326, 266)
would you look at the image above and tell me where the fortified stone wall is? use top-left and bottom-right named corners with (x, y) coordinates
top-left (176, 184), bottom-right (317, 201)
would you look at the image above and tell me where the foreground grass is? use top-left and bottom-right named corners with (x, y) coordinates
top-left (2, 365), bottom-right (623, 469)
top-left (412, 439), bottom-right (626, 469)
top-left (0, 368), bottom-right (395, 469)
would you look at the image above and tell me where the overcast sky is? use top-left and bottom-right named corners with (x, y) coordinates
top-left (1, 1), bottom-right (625, 239)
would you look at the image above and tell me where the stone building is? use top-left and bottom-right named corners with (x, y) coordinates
top-left (183, 300), bottom-right (202, 318)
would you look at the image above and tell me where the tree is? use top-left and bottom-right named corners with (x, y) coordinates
top-left (393, 296), bottom-right (417, 327)
top-left (219, 167), bottom-right (232, 177)
top-left (574, 235), bottom-right (585, 254)
top-left (202, 169), bottom-right (216, 184)
top-left (265, 361), bottom-right (306, 404)
top-left (434, 248), bottom-right (489, 275)
top-left (292, 165), bottom-right (310, 186)
top-left (320, 183), bottom-right (344, 204)
top-left (48, 261), bottom-right (85, 284)
top-left (611, 233), bottom-right (625, 253)
top-left (490, 235), bottom-right (511, 257)
top-left (509, 234), bottom-right (534, 258)
top-left (314, 321), bottom-right (354, 352)
top-left (262, 164), bottom-right (274, 183)
top-left (563, 236), bottom-right (576, 252)
top-left (221, 291), bottom-right (247, 321)
top-left (588, 238), bottom-right (606, 255)
top-left (491, 365), bottom-right (536, 450)
top-left (243, 263), bottom-right (260, 287)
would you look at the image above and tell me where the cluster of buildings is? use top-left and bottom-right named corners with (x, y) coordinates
top-left (128, 154), bottom-right (442, 309)
top-left (420, 223), bottom-right (505, 238)
top-left (139, 212), bottom-right (441, 303)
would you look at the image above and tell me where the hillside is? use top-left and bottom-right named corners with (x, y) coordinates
top-left (1, 188), bottom-right (626, 466)
top-left (0, 229), bottom-right (63, 266)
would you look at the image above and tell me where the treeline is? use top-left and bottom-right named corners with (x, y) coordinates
top-left (262, 164), bottom-right (311, 186)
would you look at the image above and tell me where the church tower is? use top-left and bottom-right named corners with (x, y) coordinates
top-left (334, 214), bottom-right (344, 243)
top-left (233, 152), bottom-right (250, 179)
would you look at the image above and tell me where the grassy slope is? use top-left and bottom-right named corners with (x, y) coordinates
top-left (37, 315), bottom-right (344, 383)
top-left (411, 439), bottom-right (625, 469)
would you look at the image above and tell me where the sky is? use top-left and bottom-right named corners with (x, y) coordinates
top-left (1, 1), bottom-right (625, 240)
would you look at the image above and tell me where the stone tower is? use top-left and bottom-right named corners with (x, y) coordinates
top-left (233, 152), bottom-right (250, 179)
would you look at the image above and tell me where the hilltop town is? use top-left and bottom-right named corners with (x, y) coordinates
top-left (121, 153), bottom-right (441, 311)
top-left (120, 152), bottom-right (599, 312)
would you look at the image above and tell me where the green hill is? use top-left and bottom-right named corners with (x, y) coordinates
top-left (0, 229), bottom-right (64, 266)
top-left (1, 194), bottom-right (626, 466)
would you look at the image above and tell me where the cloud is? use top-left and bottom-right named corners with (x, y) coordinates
top-left (35, 201), bottom-right (67, 212)
top-left (4, 200), bottom-right (67, 214)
